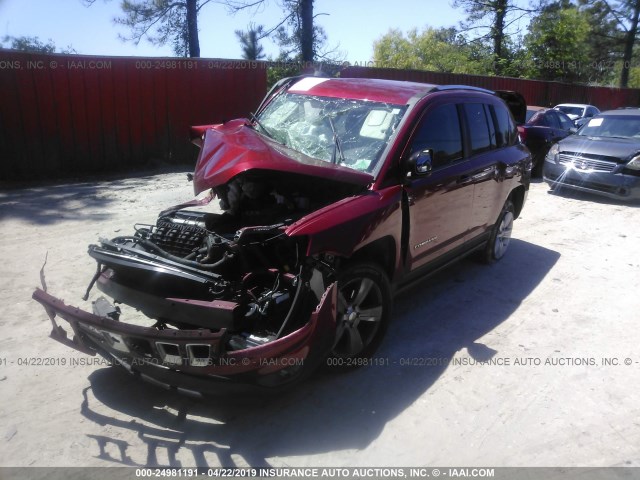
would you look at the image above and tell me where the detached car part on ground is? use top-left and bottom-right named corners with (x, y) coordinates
top-left (544, 108), bottom-right (640, 201)
top-left (33, 77), bottom-right (530, 395)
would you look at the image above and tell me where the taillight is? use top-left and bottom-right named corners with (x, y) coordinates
top-left (517, 126), bottom-right (527, 143)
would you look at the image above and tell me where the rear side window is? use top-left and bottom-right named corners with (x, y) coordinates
top-left (546, 112), bottom-right (561, 129)
top-left (463, 103), bottom-right (492, 155)
top-left (529, 111), bottom-right (544, 125)
top-left (410, 104), bottom-right (463, 169)
top-left (484, 104), bottom-right (497, 149)
top-left (493, 103), bottom-right (518, 147)
top-left (557, 112), bottom-right (575, 131)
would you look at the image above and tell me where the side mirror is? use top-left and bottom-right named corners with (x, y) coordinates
top-left (407, 149), bottom-right (433, 177)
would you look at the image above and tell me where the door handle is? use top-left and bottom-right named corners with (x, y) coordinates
top-left (459, 167), bottom-right (495, 184)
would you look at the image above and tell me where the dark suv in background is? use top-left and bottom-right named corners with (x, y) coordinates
top-left (519, 107), bottom-right (576, 176)
top-left (34, 77), bottom-right (530, 393)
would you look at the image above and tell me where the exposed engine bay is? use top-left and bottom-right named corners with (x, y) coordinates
top-left (83, 172), bottom-right (360, 354)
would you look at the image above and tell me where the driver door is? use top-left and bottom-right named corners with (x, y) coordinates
top-left (403, 102), bottom-right (474, 271)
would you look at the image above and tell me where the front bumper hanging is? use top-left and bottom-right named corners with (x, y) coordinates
top-left (32, 282), bottom-right (337, 394)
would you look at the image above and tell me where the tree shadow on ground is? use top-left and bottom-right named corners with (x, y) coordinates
top-left (80, 239), bottom-right (560, 467)
top-left (0, 167), bottom-right (193, 225)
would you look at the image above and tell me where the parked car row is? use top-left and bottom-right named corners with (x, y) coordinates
top-left (515, 100), bottom-right (640, 202)
top-left (517, 103), bottom-right (600, 176)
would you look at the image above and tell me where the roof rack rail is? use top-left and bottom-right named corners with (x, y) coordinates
top-left (429, 85), bottom-right (494, 95)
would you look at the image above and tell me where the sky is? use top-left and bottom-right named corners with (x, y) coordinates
top-left (0, 0), bottom-right (480, 62)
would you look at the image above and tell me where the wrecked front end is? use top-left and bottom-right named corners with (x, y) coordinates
top-left (32, 87), bottom-right (388, 393)
top-left (32, 169), bottom-right (367, 394)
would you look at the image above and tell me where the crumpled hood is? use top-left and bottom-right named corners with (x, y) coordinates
top-left (193, 119), bottom-right (374, 195)
top-left (558, 134), bottom-right (640, 162)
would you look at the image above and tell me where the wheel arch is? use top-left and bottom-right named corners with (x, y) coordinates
top-left (509, 185), bottom-right (527, 219)
top-left (345, 236), bottom-right (397, 281)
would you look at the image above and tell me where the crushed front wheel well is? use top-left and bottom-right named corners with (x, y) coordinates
top-left (346, 237), bottom-right (396, 280)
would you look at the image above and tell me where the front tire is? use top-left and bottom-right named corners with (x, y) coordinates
top-left (481, 199), bottom-right (515, 263)
top-left (329, 263), bottom-right (392, 364)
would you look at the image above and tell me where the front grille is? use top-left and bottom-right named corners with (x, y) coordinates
top-left (558, 153), bottom-right (618, 173)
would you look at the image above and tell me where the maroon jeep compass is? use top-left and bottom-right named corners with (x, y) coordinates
top-left (33, 76), bottom-right (530, 394)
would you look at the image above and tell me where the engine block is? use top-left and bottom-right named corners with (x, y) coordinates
top-left (150, 211), bottom-right (208, 258)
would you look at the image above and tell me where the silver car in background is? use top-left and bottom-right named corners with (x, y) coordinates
top-left (554, 103), bottom-right (600, 128)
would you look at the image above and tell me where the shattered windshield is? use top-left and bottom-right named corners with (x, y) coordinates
top-left (256, 92), bottom-right (407, 173)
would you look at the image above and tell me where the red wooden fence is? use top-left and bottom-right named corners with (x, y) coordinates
top-left (0, 51), bottom-right (267, 181)
top-left (3, 53), bottom-right (640, 182)
top-left (341, 66), bottom-right (640, 110)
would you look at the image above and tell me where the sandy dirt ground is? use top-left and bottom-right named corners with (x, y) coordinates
top-left (1, 170), bottom-right (639, 469)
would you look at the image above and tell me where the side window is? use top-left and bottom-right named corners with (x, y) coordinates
top-left (410, 104), bottom-right (463, 169)
top-left (463, 103), bottom-right (492, 155)
top-left (545, 112), bottom-right (561, 129)
top-left (484, 104), bottom-right (497, 148)
top-left (493, 103), bottom-right (518, 147)
top-left (529, 111), bottom-right (544, 125)
top-left (557, 112), bottom-right (575, 131)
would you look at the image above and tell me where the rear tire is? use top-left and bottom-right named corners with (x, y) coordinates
top-left (481, 199), bottom-right (515, 264)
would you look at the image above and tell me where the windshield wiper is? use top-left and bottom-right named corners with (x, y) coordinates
top-left (248, 112), bottom-right (276, 141)
top-left (326, 115), bottom-right (345, 164)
